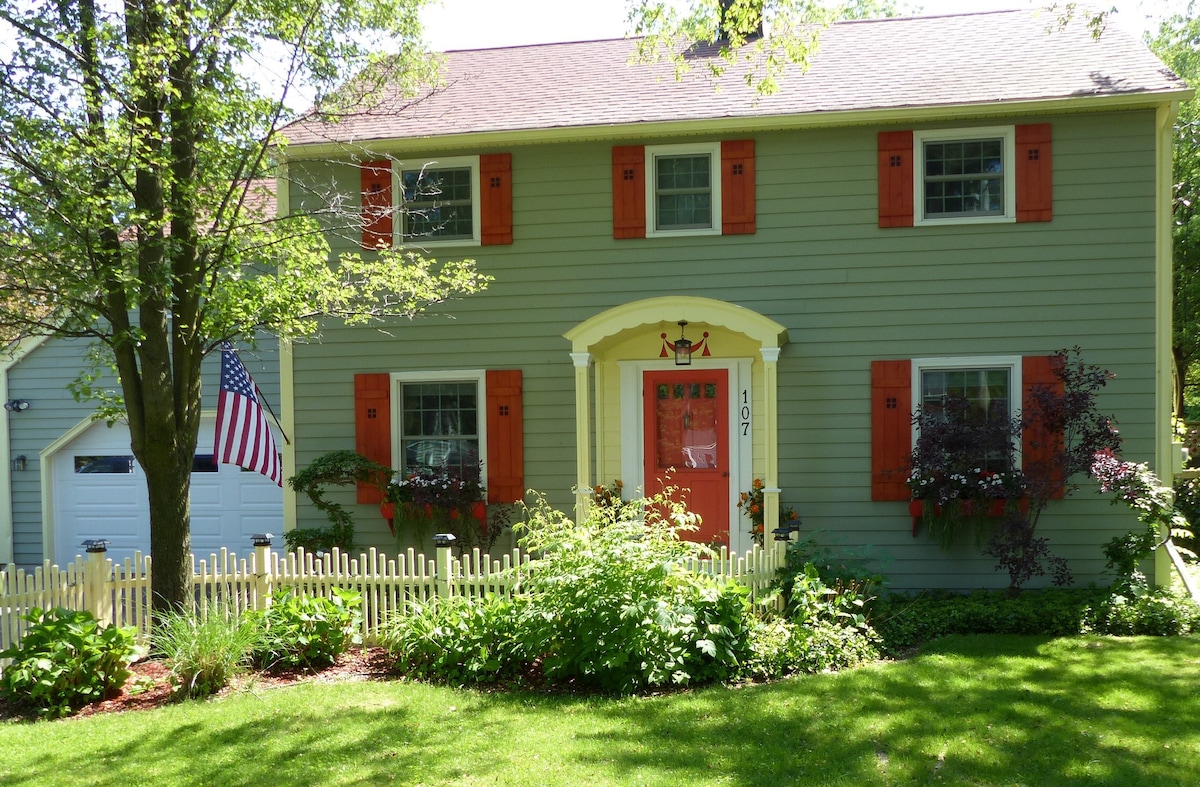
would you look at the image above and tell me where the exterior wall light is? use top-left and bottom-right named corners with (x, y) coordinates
top-left (11, 455), bottom-right (26, 472)
top-left (82, 538), bottom-right (110, 553)
top-left (673, 321), bottom-right (693, 366)
top-left (251, 533), bottom-right (274, 547)
top-left (4, 399), bottom-right (29, 412)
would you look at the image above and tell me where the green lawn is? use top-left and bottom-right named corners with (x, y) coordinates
top-left (2, 635), bottom-right (1197, 786)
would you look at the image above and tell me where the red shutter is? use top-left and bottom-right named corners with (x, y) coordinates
top-left (486, 370), bottom-right (524, 503)
top-left (480, 153), bottom-right (513, 245)
top-left (354, 373), bottom-right (391, 504)
top-left (878, 131), bottom-right (914, 228)
top-left (1022, 354), bottom-right (1065, 498)
top-left (1016, 124), bottom-right (1053, 223)
top-left (612, 145), bottom-right (646, 239)
top-left (721, 139), bottom-right (756, 235)
top-left (871, 359), bottom-right (912, 501)
top-left (360, 160), bottom-right (393, 250)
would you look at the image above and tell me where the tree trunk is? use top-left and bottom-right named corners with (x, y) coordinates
top-left (144, 442), bottom-right (193, 613)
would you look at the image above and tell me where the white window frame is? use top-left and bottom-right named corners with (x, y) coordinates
top-left (913, 127), bottom-right (1016, 226)
top-left (394, 155), bottom-right (482, 247)
top-left (911, 355), bottom-right (1023, 463)
top-left (644, 142), bottom-right (722, 238)
top-left (390, 370), bottom-right (488, 488)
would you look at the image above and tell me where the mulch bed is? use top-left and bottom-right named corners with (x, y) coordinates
top-left (1, 647), bottom-right (396, 720)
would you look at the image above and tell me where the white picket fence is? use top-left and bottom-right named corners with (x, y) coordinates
top-left (1, 540), bottom-right (783, 657)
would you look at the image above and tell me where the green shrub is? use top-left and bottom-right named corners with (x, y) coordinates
top-left (513, 490), bottom-right (755, 694)
top-left (1084, 586), bottom-right (1200, 636)
top-left (154, 606), bottom-right (261, 699)
top-left (742, 616), bottom-right (878, 681)
top-left (0, 607), bottom-right (139, 718)
top-left (383, 594), bottom-right (527, 685)
top-left (251, 587), bottom-right (363, 670)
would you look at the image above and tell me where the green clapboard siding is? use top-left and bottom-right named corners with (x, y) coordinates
top-left (288, 109), bottom-right (1161, 591)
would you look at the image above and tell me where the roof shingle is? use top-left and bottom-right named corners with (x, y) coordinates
top-left (281, 10), bottom-right (1188, 148)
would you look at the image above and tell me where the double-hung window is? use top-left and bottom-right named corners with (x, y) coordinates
top-left (397, 372), bottom-right (484, 479)
top-left (912, 356), bottom-right (1021, 472)
top-left (645, 142), bottom-right (722, 237)
top-left (914, 127), bottom-right (1016, 225)
top-left (399, 156), bottom-right (482, 245)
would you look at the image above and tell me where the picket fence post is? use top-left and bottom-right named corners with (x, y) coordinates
top-left (82, 540), bottom-right (113, 627)
top-left (433, 533), bottom-right (456, 599)
top-left (252, 534), bottom-right (275, 610)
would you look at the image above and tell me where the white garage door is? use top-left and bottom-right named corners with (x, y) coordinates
top-left (52, 417), bottom-right (283, 564)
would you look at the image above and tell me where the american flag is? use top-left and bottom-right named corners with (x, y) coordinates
top-left (214, 344), bottom-right (282, 486)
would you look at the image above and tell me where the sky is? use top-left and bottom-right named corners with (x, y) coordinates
top-left (420, 0), bottom-right (1193, 51)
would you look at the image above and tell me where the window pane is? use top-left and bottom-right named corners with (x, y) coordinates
top-left (400, 167), bottom-right (473, 240)
top-left (923, 138), bottom-right (1005, 219)
top-left (654, 153), bottom-right (713, 230)
top-left (400, 381), bottom-right (479, 475)
top-left (920, 367), bottom-right (1012, 472)
top-left (75, 455), bottom-right (134, 474)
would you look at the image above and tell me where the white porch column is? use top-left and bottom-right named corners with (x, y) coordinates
top-left (570, 352), bottom-right (593, 523)
top-left (760, 347), bottom-right (783, 555)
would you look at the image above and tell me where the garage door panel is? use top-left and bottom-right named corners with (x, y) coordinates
top-left (53, 418), bottom-right (282, 564)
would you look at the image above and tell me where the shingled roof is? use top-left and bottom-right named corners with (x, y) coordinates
top-left (280, 9), bottom-right (1189, 149)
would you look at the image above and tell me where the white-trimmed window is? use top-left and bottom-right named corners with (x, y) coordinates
top-left (912, 355), bottom-right (1022, 471)
top-left (398, 156), bottom-right (481, 245)
top-left (393, 370), bottom-right (486, 481)
top-left (914, 127), bottom-right (1016, 225)
top-left (645, 142), bottom-right (722, 237)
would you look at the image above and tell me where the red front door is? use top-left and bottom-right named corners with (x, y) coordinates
top-left (643, 369), bottom-right (729, 544)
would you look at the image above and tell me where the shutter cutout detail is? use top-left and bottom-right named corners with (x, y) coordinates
top-left (877, 131), bottom-right (914, 227)
top-left (721, 139), bottom-right (756, 235)
top-left (612, 146), bottom-right (646, 239)
top-left (486, 370), bottom-right (524, 504)
top-left (1022, 354), bottom-right (1065, 498)
top-left (1015, 124), bottom-right (1053, 223)
top-left (480, 153), bottom-right (513, 245)
top-left (871, 359), bottom-right (912, 501)
top-left (354, 373), bottom-right (391, 503)
top-left (360, 160), bottom-right (393, 249)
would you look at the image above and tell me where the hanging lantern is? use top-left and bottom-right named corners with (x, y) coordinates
top-left (674, 321), bottom-right (693, 366)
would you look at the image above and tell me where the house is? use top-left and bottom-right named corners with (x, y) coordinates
top-left (0, 336), bottom-right (284, 568)
top-left (275, 9), bottom-right (1191, 591)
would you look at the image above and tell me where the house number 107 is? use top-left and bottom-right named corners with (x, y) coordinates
top-left (741, 389), bottom-right (751, 436)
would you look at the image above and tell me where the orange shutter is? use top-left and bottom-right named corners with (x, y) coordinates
top-left (871, 359), bottom-right (912, 501)
top-left (354, 373), bottom-right (391, 503)
top-left (480, 153), bottom-right (513, 245)
top-left (1022, 355), bottom-right (1065, 498)
top-left (1016, 124), bottom-right (1053, 223)
top-left (486, 370), bottom-right (524, 503)
top-left (721, 139), bottom-right (756, 235)
top-left (612, 145), bottom-right (646, 239)
top-left (360, 160), bottom-right (393, 250)
top-left (878, 131), bottom-right (914, 228)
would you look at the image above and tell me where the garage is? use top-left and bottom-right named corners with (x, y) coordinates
top-left (50, 417), bottom-right (282, 564)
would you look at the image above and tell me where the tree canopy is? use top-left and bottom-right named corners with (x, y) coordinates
top-left (0, 0), bottom-right (488, 609)
top-left (1147, 3), bottom-right (1200, 417)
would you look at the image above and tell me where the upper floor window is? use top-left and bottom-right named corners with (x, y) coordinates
top-left (399, 156), bottom-right (482, 245)
top-left (914, 127), bottom-right (1016, 225)
top-left (645, 143), bottom-right (722, 237)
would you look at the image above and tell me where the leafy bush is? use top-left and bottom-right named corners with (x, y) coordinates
top-left (251, 587), bottom-right (363, 670)
top-left (872, 586), bottom-right (1200, 654)
top-left (742, 616), bottom-right (879, 681)
top-left (383, 594), bottom-right (527, 685)
top-left (871, 588), bottom-right (1108, 654)
top-left (1084, 586), bottom-right (1200, 636)
top-left (513, 490), bottom-right (754, 694)
top-left (154, 606), bottom-right (261, 699)
top-left (0, 607), bottom-right (139, 718)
